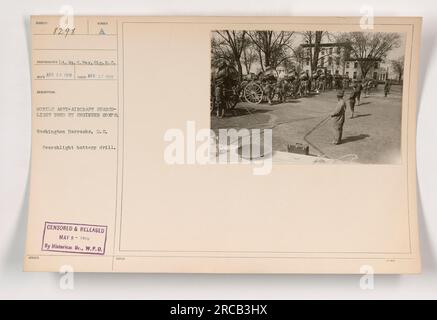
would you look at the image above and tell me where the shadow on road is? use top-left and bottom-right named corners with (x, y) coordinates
top-left (282, 100), bottom-right (301, 104)
top-left (223, 107), bottom-right (270, 117)
top-left (358, 102), bottom-right (371, 106)
top-left (341, 134), bottom-right (370, 144)
top-left (357, 102), bottom-right (370, 107)
top-left (352, 113), bottom-right (371, 119)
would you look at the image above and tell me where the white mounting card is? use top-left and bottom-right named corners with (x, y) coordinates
top-left (25, 16), bottom-right (422, 273)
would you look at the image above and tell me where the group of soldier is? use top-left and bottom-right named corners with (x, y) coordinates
top-left (213, 60), bottom-right (393, 146)
top-left (330, 78), bottom-right (391, 145)
top-left (260, 67), bottom-right (381, 106)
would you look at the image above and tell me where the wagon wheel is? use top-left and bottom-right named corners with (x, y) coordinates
top-left (244, 83), bottom-right (263, 104)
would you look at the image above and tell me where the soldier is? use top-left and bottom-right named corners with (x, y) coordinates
top-left (263, 66), bottom-right (277, 104)
top-left (356, 80), bottom-right (363, 106)
top-left (384, 79), bottom-right (391, 97)
top-left (312, 71), bottom-right (319, 93)
top-left (335, 74), bottom-right (342, 90)
top-left (318, 72), bottom-right (326, 92)
top-left (363, 79), bottom-right (370, 97)
top-left (304, 70), bottom-right (310, 95)
top-left (299, 71), bottom-right (309, 97)
top-left (277, 75), bottom-right (287, 103)
top-left (331, 91), bottom-right (347, 145)
top-left (292, 77), bottom-right (300, 98)
top-left (214, 60), bottom-right (237, 118)
top-left (213, 60), bottom-right (229, 118)
top-left (349, 83), bottom-right (358, 119)
top-left (342, 76), bottom-right (348, 90)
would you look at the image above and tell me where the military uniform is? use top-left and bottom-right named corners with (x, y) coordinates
top-left (263, 67), bottom-right (277, 104)
top-left (356, 82), bottom-right (363, 105)
top-left (349, 85), bottom-right (357, 118)
top-left (342, 77), bottom-right (348, 90)
top-left (318, 74), bottom-right (326, 92)
top-left (214, 63), bottom-right (229, 117)
top-left (384, 81), bottom-right (390, 97)
top-left (364, 80), bottom-right (371, 97)
top-left (331, 92), bottom-right (347, 144)
top-left (326, 74), bottom-right (333, 90)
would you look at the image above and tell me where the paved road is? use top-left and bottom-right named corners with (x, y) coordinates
top-left (211, 85), bottom-right (402, 164)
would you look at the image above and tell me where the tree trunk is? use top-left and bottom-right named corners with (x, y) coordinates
top-left (257, 49), bottom-right (264, 72)
top-left (360, 64), bottom-right (370, 79)
top-left (265, 50), bottom-right (271, 68)
top-left (311, 31), bottom-right (323, 74)
top-left (242, 50), bottom-right (250, 74)
top-left (236, 61), bottom-right (243, 81)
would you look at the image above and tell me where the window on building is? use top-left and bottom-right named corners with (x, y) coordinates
top-left (354, 62), bottom-right (358, 68)
top-left (353, 71), bottom-right (357, 79)
top-left (346, 62), bottom-right (350, 68)
top-left (336, 57), bottom-right (340, 66)
top-left (346, 71), bottom-right (349, 77)
top-left (306, 58), bottom-right (309, 66)
top-left (374, 62), bottom-right (379, 69)
top-left (328, 57), bottom-right (332, 66)
top-left (329, 47), bottom-right (333, 54)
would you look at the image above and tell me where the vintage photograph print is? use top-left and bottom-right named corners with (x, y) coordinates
top-left (210, 30), bottom-right (406, 164)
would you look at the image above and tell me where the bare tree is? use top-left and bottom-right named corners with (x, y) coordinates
top-left (212, 31), bottom-right (248, 79)
top-left (342, 32), bottom-right (401, 78)
top-left (290, 45), bottom-right (305, 68)
top-left (301, 31), bottom-right (324, 74)
top-left (247, 31), bottom-right (294, 70)
top-left (390, 56), bottom-right (404, 83)
top-left (211, 36), bottom-right (234, 66)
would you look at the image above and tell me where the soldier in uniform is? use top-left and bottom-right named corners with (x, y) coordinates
top-left (342, 76), bottom-right (348, 90)
top-left (263, 66), bottom-right (277, 104)
top-left (318, 72), bottom-right (326, 92)
top-left (356, 80), bottom-right (363, 105)
top-left (364, 79), bottom-right (371, 97)
top-left (331, 91), bottom-right (347, 145)
top-left (326, 72), bottom-right (333, 90)
top-left (312, 71), bottom-right (319, 93)
top-left (213, 60), bottom-right (237, 118)
top-left (291, 75), bottom-right (300, 98)
top-left (349, 83), bottom-right (358, 119)
top-left (384, 79), bottom-right (391, 97)
top-left (363, 79), bottom-right (368, 97)
top-left (277, 73), bottom-right (287, 103)
top-left (213, 61), bottom-right (228, 118)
